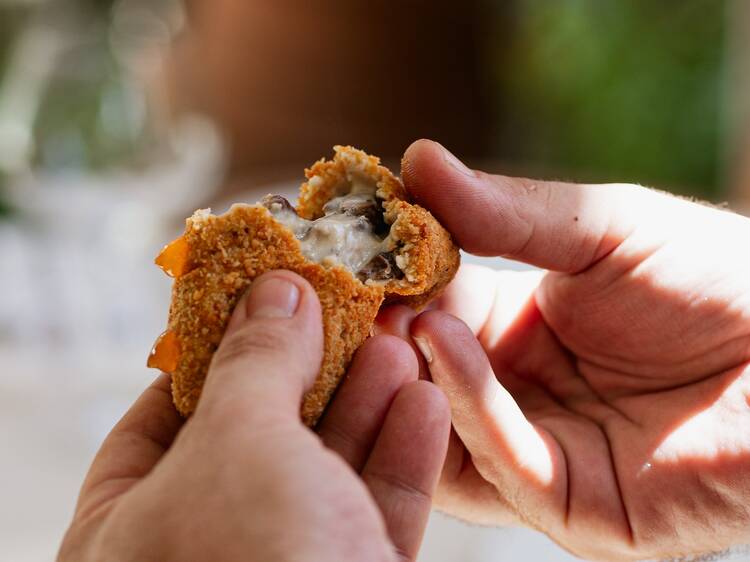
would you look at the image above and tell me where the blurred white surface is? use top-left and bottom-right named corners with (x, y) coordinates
top-left (0, 347), bottom-right (154, 561)
top-left (0, 118), bottom-right (222, 561)
top-left (419, 512), bottom-right (582, 562)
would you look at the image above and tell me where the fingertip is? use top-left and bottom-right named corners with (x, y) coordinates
top-left (411, 310), bottom-right (496, 403)
top-left (395, 380), bottom-right (451, 429)
top-left (401, 141), bottom-right (503, 257)
top-left (374, 305), bottom-right (433, 380)
top-left (426, 380), bottom-right (451, 416)
top-left (401, 139), bottom-right (455, 204)
top-left (402, 138), bottom-right (439, 171)
top-left (373, 304), bottom-right (416, 336)
top-left (410, 310), bottom-right (454, 365)
top-left (227, 269), bottom-right (321, 331)
top-left (354, 334), bottom-right (419, 382)
top-left (411, 309), bottom-right (468, 342)
top-left (257, 270), bottom-right (321, 315)
top-left (270, 271), bottom-right (322, 327)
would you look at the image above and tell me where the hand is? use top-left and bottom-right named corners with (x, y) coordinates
top-left (376, 140), bottom-right (750, 561)
top-left (59, 271), bottom-right (450, 562)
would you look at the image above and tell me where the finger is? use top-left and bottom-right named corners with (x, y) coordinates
top-left (373, 306), bottom-right (429, 379)
top-left (371, 308), bottom-right (520, 527)
top-left (197, 270), bottom-right (323, 425)
top-left (362, 381), bottom-right (450, 562)
top-left (373, 307), bottom-right (519, 526)
top-left (410, 311), bottom-right (568, 525)
top-left (75, 374), bottom-right (183, 518)
top-left (318, 335), bottom-right (419, 471)
top-left (401, 139), bottom-right (639, 272)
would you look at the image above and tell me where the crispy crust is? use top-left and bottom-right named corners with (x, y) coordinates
top-left (156, 146), bottom-right (459, 426)
top-left (300, 146), bottom-right (460, 306)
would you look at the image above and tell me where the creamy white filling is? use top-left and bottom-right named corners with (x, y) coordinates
top-left (265, 193), bottom-right (392, 274)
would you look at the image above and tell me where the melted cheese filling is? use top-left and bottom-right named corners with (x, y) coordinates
top-left (264, 187), bottom-right (393, 276)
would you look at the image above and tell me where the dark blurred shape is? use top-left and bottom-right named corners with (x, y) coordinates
top-left (178, 0), bottom-right (496, 180)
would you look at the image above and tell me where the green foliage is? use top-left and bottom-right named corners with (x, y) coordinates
top-left (30, 30), bottom-right (149, 172)
top-left (495, 0), bottom-right (725, 197)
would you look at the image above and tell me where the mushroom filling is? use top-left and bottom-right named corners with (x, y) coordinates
top-left (262, 193), bottom-right (404, 282)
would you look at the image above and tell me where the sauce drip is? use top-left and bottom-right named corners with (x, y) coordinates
top-left (147, 330), bottom-right (180, 372)
top-left (155, 236), bottom-right (191, 278)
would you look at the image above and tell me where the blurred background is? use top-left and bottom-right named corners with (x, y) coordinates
top-left (1, 1), bottom-right (749, 560)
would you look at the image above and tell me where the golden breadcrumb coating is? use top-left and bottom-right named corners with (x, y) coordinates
top-left (300, 146), bottom-right (459, 306)
top-left (151, 146), bottom-right (459, 426)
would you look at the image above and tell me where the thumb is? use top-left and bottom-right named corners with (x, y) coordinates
top-left (196, 270), bottom-right (324, 423)
top-left (401, 139), bottom-right (639, 273)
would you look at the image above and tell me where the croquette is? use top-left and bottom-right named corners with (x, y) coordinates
top-left (149, 146), bottom-right (460, 426)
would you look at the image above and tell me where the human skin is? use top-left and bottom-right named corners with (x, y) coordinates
top-left (58, 271), bottom-right (451, 562)
top-left (375, 140), bottom-right (750, 561)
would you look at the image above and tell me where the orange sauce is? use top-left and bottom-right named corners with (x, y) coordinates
top-left (147, 330), bottom-right (180, 373)
top-left (155, 236), bottom-right (191, 278)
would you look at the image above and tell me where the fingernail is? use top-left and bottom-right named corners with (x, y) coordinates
top-left (413, 336), bottom-right (433, 364)
top-left (246, 276), bottom-right (300, 319)
top-left (439, 144), bottom-right (474, 177)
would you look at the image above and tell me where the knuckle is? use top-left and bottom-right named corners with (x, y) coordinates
top-left (487, 175), bottom-right (541, 255)
top-left (319, 422), bottom-right (362, 463)
top-left (610, 182), bottom-right (646, 211)
top-left (212, 323), bottom-right (292, 370)
top-left (612, 181), bottom-right (640, 195)
top-left (366, 470), bottom-right (432, 506)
